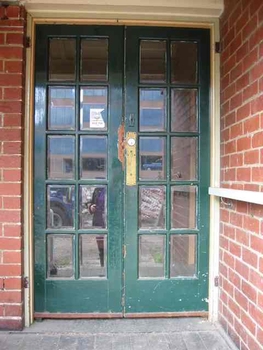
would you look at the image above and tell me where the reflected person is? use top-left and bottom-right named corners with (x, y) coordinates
top-left (86, 187), bottom-right (106, 267)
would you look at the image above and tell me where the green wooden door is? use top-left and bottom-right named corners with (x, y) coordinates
top-left (34, 25), bottom-right (210, 315)
top-left (34, 25), bottom-right (124, 314)
top-left (124, 27), bottom-right (210, 314)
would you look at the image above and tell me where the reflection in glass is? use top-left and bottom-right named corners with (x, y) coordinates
top-left (47, 185), bottom-right (75, 229)
top-left (49, 38), bottom-right (76, 81)
top-left (48, 87), bottom-right (75, 130)
top-left (139, 186), bottom-right (166, 229)
top-left (171, 137), bottom-right (197, 181)
top-left (171, 186), bottom-right (197, 229)
top-left (140, 40), bottom-right (166, 83)
top-left (48, 136), bottom-right (75, 179)
top-left (139, 235), bottom-right (165, 278)
top-left (47, 235), bottom-right (74, 278)
top-left (170, 235), bottom-right (197, 277)
top-left (81, 39), bottom-right (108, 81)
top-left (79, 186), bottom-right (107, 229)
top-left (171, 89), bottom-right (197, 132)
top-left (171, 42), bottom-right (198, 84)
top-left (80, 87), bottom-right (107, 130)
top-left (139, 89), bottom-right (166, 131)
top-left (80, 136), bottom-right (107, 180)
top-left (139, 137), bottom-right (166, 180)
top-left (79, 235), bottom-right (107, 278)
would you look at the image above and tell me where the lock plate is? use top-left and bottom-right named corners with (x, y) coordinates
top-left (126, 132), bottom-right (137, 186)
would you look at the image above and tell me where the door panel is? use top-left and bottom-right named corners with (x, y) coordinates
top-left (34, 25), bottom-right (124, 313)
top-left (34, 25), bottom-right (210, 315)
top-left (124, 27), bottom-right (210, 313)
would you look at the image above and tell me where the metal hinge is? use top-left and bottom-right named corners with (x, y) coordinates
top-left (214, 276), bottom-right (219, 287)
top-left (123, 244), bottom-right (126, 259)
top-left (23, 276), bottom-right (29, 289)
top-left (215, 42), bottom-right (221, 54)
top-left (26, 36), bottom-right (31, 49)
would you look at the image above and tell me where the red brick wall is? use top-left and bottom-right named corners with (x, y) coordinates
top-left (0, 5), bottom-right (26, 330)
top-left (220, 0), bottom-right (263, 349)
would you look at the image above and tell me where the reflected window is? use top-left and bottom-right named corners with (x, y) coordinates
top-left (80, 136), bottom-right (107, 180)
top-left (171, 186), bottom-right (197, 229)
top-left (139, 89), bottom-right (166, 131)
top-left (140, 40), bottom-right (166, 83)
top-left (48, 87), bottom-right (75, 130)
top-left (80, 87), bottom-right (107, 130)
top-left (139, 137), bottom-right (166, 180)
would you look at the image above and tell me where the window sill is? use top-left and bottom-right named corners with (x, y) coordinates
top-left (209, 187), bottom-right (263, 206)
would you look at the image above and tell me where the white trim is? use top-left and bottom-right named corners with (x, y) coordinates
top-left (19, 0), bottom-right (224, 19)
top-left (209, 187), bottom-right (263, 206)
top-left (208, 19), bottom-right (220, 323)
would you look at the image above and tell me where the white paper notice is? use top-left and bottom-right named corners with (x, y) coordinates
top-left (90, 109), bottom-right (105, 128)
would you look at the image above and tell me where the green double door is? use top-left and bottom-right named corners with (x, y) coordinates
top-left (34, 25), bottom-right (210, 316)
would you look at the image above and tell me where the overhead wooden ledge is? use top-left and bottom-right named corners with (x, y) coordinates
top-left (15, 0), bottom-right (224, 19)
top-left (209, 187), bottom-right (263, 206)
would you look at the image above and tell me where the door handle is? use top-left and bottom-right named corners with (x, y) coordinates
top-left (126, 132), bottom-right (137, 186)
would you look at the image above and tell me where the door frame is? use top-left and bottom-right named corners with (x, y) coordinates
top-left (23, 14), bottom-right (220, 327)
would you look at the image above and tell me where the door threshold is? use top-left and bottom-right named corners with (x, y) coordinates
top-left (34, 311), bottom-right (208, 319)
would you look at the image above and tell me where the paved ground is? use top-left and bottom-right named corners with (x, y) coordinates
top-left (0, 318), bottom-right (237, 350)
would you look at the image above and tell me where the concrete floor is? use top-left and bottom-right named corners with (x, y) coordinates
top-left (0, 318), bottom-right (237, 350)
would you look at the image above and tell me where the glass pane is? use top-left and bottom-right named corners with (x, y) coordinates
top-left (171, 186), bottom-right (197, 229)
top-left (79, 186), bottom-right (107, 229)
top-left (81, 39), bottom-right (108, 81)
top-left (140, 40), bottom-right (166, 83)
top-left (49, 38), bottom-right (76, 81)
top-left (139, 235), bottom-right (165, 278)
top-left (170, 235), bottom-right (197, 277)
top-left (171, 42), bottom-right (197, 84)
top-left (79, 235), bottom-right (107, 278)
top-left (48, 87), bottom-right (75, 130)
top-left (80, 136), bottom-right (107, 180)
top-left (47, 235), bottom-right (74, 278)
top-left (139, 186), bottom-right (166, 229)
top-left (139, 137), bottom-right (166, 180)
top-left (80, 87), bottom-right (107, 130)
top-left (171, 137), bottom-right (198, 181)
top-left (47, 185), bottom-right (75, 229)
top-left (47, 136), bottom-right (75, 179)
top-left (171, 89), bottom-right (197, 132)
top-left (139, 89), bottom-right (166, 131)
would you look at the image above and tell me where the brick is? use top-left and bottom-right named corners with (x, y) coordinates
top-left (242, 14), bottom-right (258, 41)
top-left (230, 61), bottom-right (243, 82)
top-left (236, 72), bottom-right (249, 92)
top-left (251, 95), bottom-right (263, 115)
top-left (223, 82), bottom-right (236, 102)
top-left (225, 140), bottom-right (236, 154)
top-left (222, 53), bottom-right (236, 77)
top-left (229, 241), bottom-right (242, 257)
top-left (243, 47), bottom-right (258, 73)
top-left (4, 277), bottom-right (22, 290)
top-left (6, 33), bottom-right (24, 46)
top-left (2, 169), bottom-right (22, 182)
top-left (230, 153), bottom-right (243, 167)
top-left (3, 251), bottom-right (22, 264)
top-left (229, 296), bottom-right (241, 318)
top-left (3, 142), bottom-right (22, 155)
top-left (236, 102), bottom-right (250, 121)
top-left (0, 100), bottom-right (23, 114)
top-left (225, 111), bottom-right (236, 127)
top-left (244, 149), bottom-right (259, 164)
top-left (3, 114), bottom-right (23, 127)
top-left (252, 131), bottom-right (263, 148)
top-left (235, 8), bottom-right (249, 34)
top-left (229, 268), bottom-right (241, 288)
top-left (241, 310), bottom-right (256, 335)
top-left (3, 225), bottom-right (21, 237)
top-left (237, 167), bottom-right (251, 181)
top-left (4, 88), bottom-right (23, 101)
top-left (243, 81), bottom-right (259, 102)
top-left (0, 237), bottom-right (21, 250)
top-left (249, 304), bottom-right (263, 329)
top-left (249, 25), bottom-right (263, 50)
top-left (235, 289), bottom-right (249, 312)
top-left (0, 74), bottom-right (23, 87)
top-left (0, 155), bottom-right (22, 168)
top-left (6, 6), bottom-right (20, 19)
top-left (250, 59), bottom-right (263, 83)
top-left (224, 25), bottom-right (236, 49)
top-left (230, 92), bottom-right (243, 110)
top-left (0, 291), bottom-right (22, 303)
top-left (249, 269), bottom-right (263, 291)
top-left (235, 259), bottom-right (249, 280)
top-left (0, 319), bottom-right (23, 331)
top-left (252, 167), bottom-right (263, 182)
top-left (250, 234), bottom-right (263, 254)
top-left (3, 197), bottom-right (21, 210)
top-left (242, 247), bottom-right (258, 268)
top-left (0, 210), bottom-right (21, 223)
top-left (230, 122), bottom-right (243, 139)
top-left (4, 61), bottom-right (23, 74)
top-left (237, 136), bottom-right (251, 151)
top-left (229, 32), bottom-right (242, 57)
top-left (4, 304), bottom-right (23, 317)
top-left (0, 47), bottom-right (23, 60)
